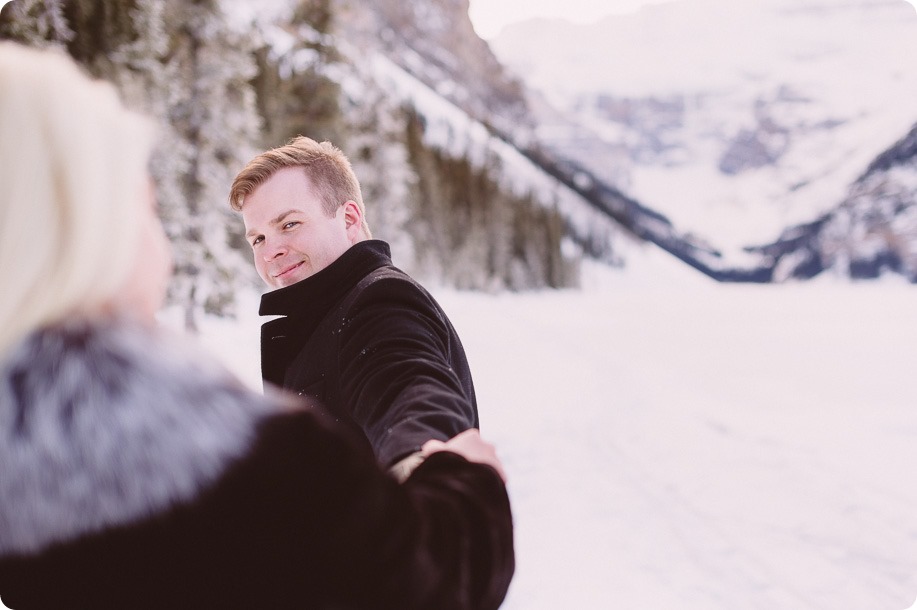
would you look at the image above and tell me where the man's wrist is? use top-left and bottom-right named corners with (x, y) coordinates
top-left (388, 451), bottom-right (426, 483)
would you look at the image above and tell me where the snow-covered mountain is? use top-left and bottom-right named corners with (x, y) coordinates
top-left (750, 121), bottom-right (917, 281)
top-left (489, 0), bottom-right (917, 278)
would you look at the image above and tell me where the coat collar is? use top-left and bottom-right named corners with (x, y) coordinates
top-left (259, 239), bottom-right (393, 319)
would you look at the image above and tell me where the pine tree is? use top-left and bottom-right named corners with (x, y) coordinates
top-left (156, 0), bottom-right (262, 330)
top-left (341, 68), bottom-right (417, 271)
top-left (2, 0), bottom-right (264, 330)
top-left (0, 0), bottom-right (73, 48)
top-left (248, 0), bottom-right (342, 148)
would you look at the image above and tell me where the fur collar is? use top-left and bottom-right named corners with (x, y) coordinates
top-left (0, 319), bottom-right (276, 556)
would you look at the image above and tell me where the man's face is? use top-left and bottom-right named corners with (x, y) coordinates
top-left (242, 167), bottom-right (355, 289)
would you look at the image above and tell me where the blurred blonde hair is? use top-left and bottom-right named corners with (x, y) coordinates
top-left (0, 42), bottom-right (155, 355)
top-left (229, 135), bottom-right (372, 238)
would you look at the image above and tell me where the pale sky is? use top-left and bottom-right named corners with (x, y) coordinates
top-left (468, 0), bottom-right (683, 39)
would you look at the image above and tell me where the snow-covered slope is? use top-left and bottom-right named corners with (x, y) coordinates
top-left (335, 0), bottom-right (534, 143)
top-left (490, 0), bottom-right (917, 260)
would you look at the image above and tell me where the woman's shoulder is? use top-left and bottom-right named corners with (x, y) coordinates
top-left (2, 318), bottom-right (280, 440)
top-left (0, 319), bottom-right (285, 557)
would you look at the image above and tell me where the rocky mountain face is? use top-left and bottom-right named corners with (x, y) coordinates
top-left (750, 123), bottom-right (917, 282)
top-left (334, 0), bottom-right (532, 139)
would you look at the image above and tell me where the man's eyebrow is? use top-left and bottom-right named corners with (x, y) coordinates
top-left (245, 209), bottom-right (302, 238)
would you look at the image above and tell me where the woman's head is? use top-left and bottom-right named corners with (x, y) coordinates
top-left (0, 42), bottom-right (168, 355)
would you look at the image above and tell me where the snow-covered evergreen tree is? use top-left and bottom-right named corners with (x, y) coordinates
top-left (245, 0), bottom-right (342, 148)
top-left (0, 0), bottom-right (72, 48)
top-left (339, 67), bottom-right (417, 273)
top-left (2, 0), bottom-right (264, 329)
top-left (154, 0), bottom-right (262, 330)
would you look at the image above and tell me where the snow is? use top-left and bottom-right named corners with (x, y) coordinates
top-left (172, 247), bottom-right (917, 609)
top-left (468, 0), bottom-right (685, 40)
top-left (220, 0), bottom-right (295, 32)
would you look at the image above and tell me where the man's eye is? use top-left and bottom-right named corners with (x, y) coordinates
top-left (283, 221), bottom-right (300, 230)
top-left (251, 236), bottom-right (264, 247)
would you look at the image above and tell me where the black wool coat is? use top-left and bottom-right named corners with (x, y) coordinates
top-left (0, 320), bottom-right (514, 609)
top-left (260, 240), bottom-right (479, 467)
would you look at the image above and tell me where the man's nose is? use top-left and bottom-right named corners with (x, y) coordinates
top-left (262, 238), bottom-right (288, 261)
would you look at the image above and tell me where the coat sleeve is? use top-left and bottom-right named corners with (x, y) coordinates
top-left (240, 410), bottom-right (515, 610)
top-left (397, 451), bottom-right (516, 609)
top-left (336, 277), bottom-right (477, 466)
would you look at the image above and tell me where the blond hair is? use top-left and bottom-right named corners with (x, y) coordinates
top-left (0, 43), bottom-right (155, 355)
top-left (229, 136), bottom-right (372, 238)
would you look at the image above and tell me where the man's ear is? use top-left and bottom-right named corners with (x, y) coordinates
top-left (342, 200), bottom-right (364, 241)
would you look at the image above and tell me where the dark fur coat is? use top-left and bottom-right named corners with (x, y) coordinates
top-left (0, 320), bottom-right (513, 609)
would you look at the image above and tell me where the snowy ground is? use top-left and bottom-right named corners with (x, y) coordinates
top-left (180, 247), bottom-right (917, 610)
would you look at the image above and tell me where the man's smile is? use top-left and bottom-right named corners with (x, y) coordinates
top-left (273, 261), bottom-right (304, 279)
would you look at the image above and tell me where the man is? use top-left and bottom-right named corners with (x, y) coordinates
top-left (229, 136), bottom-right (480, 478)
